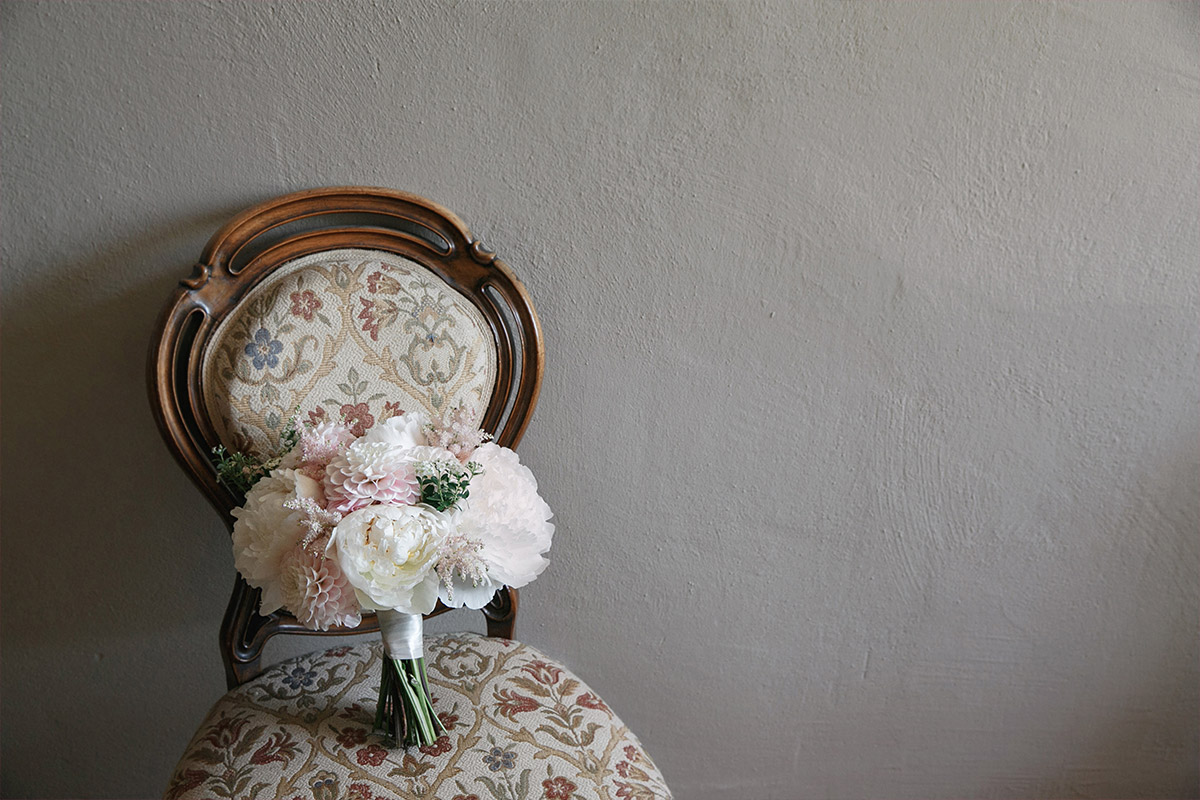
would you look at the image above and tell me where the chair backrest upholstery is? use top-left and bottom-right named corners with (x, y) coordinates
top-left (149, 187), bottom-right (544, 688)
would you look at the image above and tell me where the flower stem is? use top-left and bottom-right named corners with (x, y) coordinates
top-left (375, 657), bottom-right (444, 747)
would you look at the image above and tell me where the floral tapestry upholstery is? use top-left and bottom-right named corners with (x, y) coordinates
top-left (202, 248), bottom-right (498, 456)
top-left (164, 633), bottom-right (671, 800)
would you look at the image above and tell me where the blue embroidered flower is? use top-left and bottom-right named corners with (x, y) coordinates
top-left (482, 745), bottom-right (516, 772)
top-left (282, 665), bottom-right (316, 690)
top-left (245, 327), bottom-right (283, 370)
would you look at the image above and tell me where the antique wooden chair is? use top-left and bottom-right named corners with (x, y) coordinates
top-left (150, 187), bottom-right (670, 799)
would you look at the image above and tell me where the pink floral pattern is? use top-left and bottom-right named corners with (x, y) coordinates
top-left (202, 249), bottom-right (496, 458)
top-left (164, 633), bottom-right (670, 799)
top-left (543, 776), bottom-right (579, 799)
top-left (289, 290), bottom-right (322, 322)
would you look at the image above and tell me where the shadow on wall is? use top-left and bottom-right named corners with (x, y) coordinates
top-left (2, 203), bottom-right (252, 651)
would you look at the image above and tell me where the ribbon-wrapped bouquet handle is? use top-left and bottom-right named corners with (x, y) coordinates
top-left (375, 611), bottom-right (443, 745)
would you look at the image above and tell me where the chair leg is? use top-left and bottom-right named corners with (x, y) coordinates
top-left (483, 586), bottom-right (518, 639)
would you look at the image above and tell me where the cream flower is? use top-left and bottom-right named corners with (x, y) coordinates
top-left (363, 411), bottom-right (430, 449)
top-left (278, 545), bottom-right (362, 631)
top-left (231, 469), bottom-right (323, 612)
top-left (329, 504), bottom-right (451, 614)
top-left (443, 444), bottom-right (554, 605)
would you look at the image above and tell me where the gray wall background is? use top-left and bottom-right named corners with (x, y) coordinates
top-left (2, 2), bottom-right (1197, 798)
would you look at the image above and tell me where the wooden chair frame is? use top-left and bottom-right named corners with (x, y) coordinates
top-left (148, 187), bottom-right (544, 689)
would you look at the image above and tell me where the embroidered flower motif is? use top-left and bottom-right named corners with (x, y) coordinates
top-left (357, 298), bottom-right (399, 341)
top-left (355, 744), bottom-right (388, 766)
top-left (289, 289), bottom-right (322, 321)
top-left (418, 735), bottom-right (452, 757)
top-left (623, 744), bottom-right (641, 762)
top-left (494, 688), bottom-right (539, 719)
top-left (367, 270), bottom-right (403, 295)
top-left (309, 771), bottom-right (338, 800)
top-left (520, 659), bottom-right (563, 686)
top-left (576, 692), bottom-right (608, 711)
top-left (482, 746), bottom-right (517, 772)
top-left (308, 407), bottom-right (328, 426)
top-left (326, 645), bottom-right (352, 658)
top-left (244, 327), bottom-right (283, 370)
top-left (281, 665), bottom-right (316, 690)
top-left (340, 403), bottom-right (375, 438)
top-left (450, 795), bottom-right (480, 800)
top-left (199, 714), bottom-right (249, 749)
top-left (381, 400), bottom-right (405, 421)
top-left (346, 783), bottom-right (375, 800)
top-left (542, 776), bottom-right (578, 799)
top-left (616, 761), bottom-right (651, 782)
top-left (249, 731), bottom-right (296, 766)
top-left (335, 726), bottom-right (367, 749)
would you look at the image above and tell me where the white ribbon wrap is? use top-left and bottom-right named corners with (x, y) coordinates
top-left (377, 610), bottom-right (424, 660)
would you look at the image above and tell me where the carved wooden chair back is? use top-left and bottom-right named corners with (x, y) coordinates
top-left (149, 187), bottom-right (544, 688)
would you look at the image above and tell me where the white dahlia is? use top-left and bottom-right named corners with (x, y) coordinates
top-left (324, 440), bottom-right (419, 514)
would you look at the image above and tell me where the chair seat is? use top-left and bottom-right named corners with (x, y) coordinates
top-left (164, 632), bottom-right (671, 799)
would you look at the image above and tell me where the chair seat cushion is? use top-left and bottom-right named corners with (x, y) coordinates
top-left (164, 633), bottom-right (671, 799)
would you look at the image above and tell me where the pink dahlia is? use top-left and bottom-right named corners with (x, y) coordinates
top-left (278, 546), bottom-right (362, 631)
top-left (324, 440), bottom-right (419, 513)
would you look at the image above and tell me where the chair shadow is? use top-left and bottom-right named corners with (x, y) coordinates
top-left (2, 201), bottom-right (254, 651)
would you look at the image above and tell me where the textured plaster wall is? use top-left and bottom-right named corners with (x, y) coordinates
top-left (2, 1), bottom-right (1197, 798)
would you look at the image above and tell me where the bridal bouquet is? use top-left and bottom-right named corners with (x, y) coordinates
top-left (214, 407), bottom-right (553, 747)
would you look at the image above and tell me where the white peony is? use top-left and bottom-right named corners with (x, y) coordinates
top-left (445, 444), bottom-right (554, 605)
top-left (329, 503), bottom-right (451, 614)
top-left (364, 411), bottom-right (430, 450)
top-left (231, 469), bottom-right (323, 612)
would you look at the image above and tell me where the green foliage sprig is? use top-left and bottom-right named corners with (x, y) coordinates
top-left (417, 460), bottom-right (482, 512)
top-left (212, 411), bottom-right (300, 495)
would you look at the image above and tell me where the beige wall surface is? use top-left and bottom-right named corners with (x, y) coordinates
top-left (2, 2), bottom-right (1197, 798)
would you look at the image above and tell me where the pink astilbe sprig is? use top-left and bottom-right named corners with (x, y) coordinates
top-left (423, 405), bottom-right (491, 463)
top-left (434, 533), bottom-right (487, 603)
top-left (283, 495), bottom-right (344, 552)
top-left (297, 421), bottom-right (357, 482)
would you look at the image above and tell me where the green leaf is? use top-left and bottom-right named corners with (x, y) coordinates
top-left (473, 776), bottom-right (503, 799)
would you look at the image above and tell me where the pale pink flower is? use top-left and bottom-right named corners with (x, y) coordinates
top-left (423, 405), bottom-right (490, 463)
top-left (278, 545), bottom-right (362, 631)
top-left (324, 440), bottom-right (419, 513)
top-left (231, 469), bottom-right (324, 613)
top-left (298, 421), bottom-right (356, 481)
